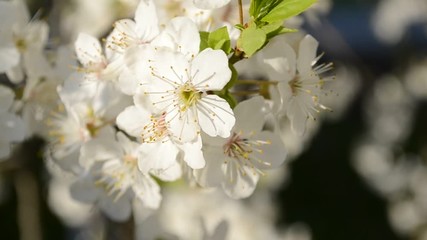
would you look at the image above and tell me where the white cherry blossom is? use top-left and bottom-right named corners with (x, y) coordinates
top-left (193, 0), bottom-right (230, 9)
top-left (0, 0), bottom-right (49, 83)
top-left (262, 34), bottom-right (333, 135)
top-left (126, 45), bottom-right (235, 142)
top-left (74, 33), bottom-right (123, 82)
top-left (105, 0), bottom-right (159, 57)
top-left (116, 91), bottom-right (205, 173)
top-left (71, 132), bottom-right (161, 221)
top-left (195, 97), bottom-right (287, 199)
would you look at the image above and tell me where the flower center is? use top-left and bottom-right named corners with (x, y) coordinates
top-left (123, 154), bottom-right (138, 168)
top-left (223, 132), bottom-right (252, 160)
top-left (14, 38), bottom-right (27, 52)
top-left (178, 83), bottom-right (201, 111)
top-left (141, 112), bottom-right (168, 143)
top-left (288, 76), bottom-right (302, 96)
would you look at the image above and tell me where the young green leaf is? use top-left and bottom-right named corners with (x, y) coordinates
top-left (261, 0), bottom-right (317, 23)
top-left (237, 24), bottom-right (266, 57)
top-left (208, 26), bottom-right (231, 54)
top-left (199, 31), bottom-right (210, 51)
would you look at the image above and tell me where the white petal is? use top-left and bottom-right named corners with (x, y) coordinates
top-left (0, 113), bottom-right (26, 142)
top-left (105, 19), bottom-right (138, 57)
top-left (250, 131), bottom-right (287, 169)
top-left (116, 106), bottom-right (150, 137)
top-left (287, 100), bottom-right (308, 135)
top-left (132, 173), bottom-right (161, 209)
top-left (0, 2), bottom-right (19, 32)
top-left (233, 96), bottom-right (266, 132)
top-left (191, 48), bottom-right (231, 91)
top-left (134, 0), bottom-right (160, 42)
top-left (117, 67), bottom-right (140, 95)
top-left (0, 47), bottom-right (19, 73)
top-left (24, 21), bottom-right (49, 50)
top-left (0, 85), bottom-right (14, 113)
top-left (69, 175), bottom-right (99, 204)
top-left (178, 136), bottom-right (205, 169)
top-left (221, 163), bottom-right (259, 199)
top-left (116, 131), bottom-right (139, 156)
top-left (23, 49), bottom-right (52, 78)
top-left (138, 141), bottom-right (180, 173)
top-left (150, 160), bottom-right (182, 181)
top-left (100, 195), bottom-right (131, 221)
top-left (58, 73), bottom-right (98, 105)
top-left (167, 106), bottom-right (199, 142)
top-left (297, 34), bottom-right (318, 76)
top-left (193, 0), bottom-right (230, 9)
top-left (79, 138), bottom-right (122, 168)
top-left (197, 95), bottom-right (235, 138)
top-left (194, 146), bottom-right (224, 187)
top-left (13, 0), bottom-right (30, 26)
top-left (152, 17), bottom-right (200, 58)
top-left (143, 50), bottom-right (190, 109)
top-left (74, 33), bottom-right (104, 66)
top-left (6, 62), bottom-right (24, 84)
top-left (261, 36), bottom-right (296, 82)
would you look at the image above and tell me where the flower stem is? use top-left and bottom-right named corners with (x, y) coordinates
top-left (236, 79), bottom-right (279, 85)
top-left (237, 0), bottom-right (244, 25)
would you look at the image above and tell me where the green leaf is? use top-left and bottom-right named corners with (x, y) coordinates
top-left (237, 24), bottom-right (266, 57)
top-left (208, 26), bottom-right (231, 54)
top-left (220, 91), bottom-right (237, 109)
top-left (234, 24), bottom-right (245, 31)
top-left (223, 64), bottom-right (238, 90)
top-left (277, 27), bottom-right (297, 34)
top-left (250, 0), bottom-right (282, 22)
top-left (261, 0), bottom-right (317, 23)
top-left (215, 64), bottom-right (238, 108)
top-left (199, 31), bottom-right (210, 51)
top-left (260, 21), bottom-right (283, 35)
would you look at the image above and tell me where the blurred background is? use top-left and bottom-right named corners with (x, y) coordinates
top-left (1, 0), bottom-right (427, 239)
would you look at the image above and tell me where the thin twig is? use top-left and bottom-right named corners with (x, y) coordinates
top-left (237, 0), bottom-right (244, 25)
top-left (15, 170), bottom-right (42, 240)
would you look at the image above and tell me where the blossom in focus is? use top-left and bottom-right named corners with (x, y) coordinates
top-left (125, 45), bottom-right (235, 142)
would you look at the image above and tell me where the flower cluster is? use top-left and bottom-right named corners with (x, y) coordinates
top-left (0, 0), bottom-right (333, 229)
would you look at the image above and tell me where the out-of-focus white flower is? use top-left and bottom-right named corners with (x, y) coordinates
top-left (74, 33), bottom-right (123, 82)
top-left (404, 59), bottom-right (427, 99)
top-left (195, 97), bottom-right (287, 199)
top-left (60, 0), bottom-right (140, 40)
top-left (193, 0), bottom-right (230, 10)
top-left (372, 0), bottom-right (427, 44)
top-left (365, 76), bottom-right (414, 145)
top-left (21, 46), bottom-right (75, 137)
top-left (262, 34), bottom-right (333, 135)
top-left (0, 85), bottom-right (26, 159)
top-left (0, 0), bottom-right (49, 83)
top-left (136, 186), bottom-right (305, 240)
top-left (71, 132), bottom-right (161, 222)
top-left (46, 157), bottom-right (92, 227)
top-left (105, 0), bottom-right (159, 58)
top-left (47, 76), bottom-right (129, 170)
